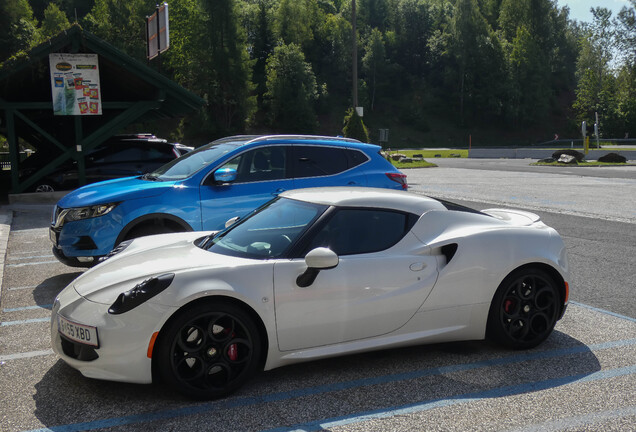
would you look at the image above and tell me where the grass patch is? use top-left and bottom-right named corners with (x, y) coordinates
top-left (391, 160), bottom-right (438, 169)
top-left (387, 149), bottom-right (468, 158)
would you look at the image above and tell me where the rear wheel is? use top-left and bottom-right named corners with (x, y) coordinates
top-left (156, 302), bottom-right (261, 400)
top-left (487, 268), bottom-right (560, 349)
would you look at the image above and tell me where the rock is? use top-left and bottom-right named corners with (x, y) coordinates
top-left (538, 158), bottom-right (556, 163)
top-left (391, 153), bottom-right (406, 161)
top-left (413, 154), bottom-right (423, 158)
top-left (434, 154), bottom-right (441, 158)
top-left (558, 154), bottom-right (577, 164)
top-left (597, 153), bottom-right (627, 163)
top-left (450, 153), bottom-right (461, 158)
top-left (552, 149), bottom-right (584, 162)
top-left (399, 157), bottom-right (413, 163)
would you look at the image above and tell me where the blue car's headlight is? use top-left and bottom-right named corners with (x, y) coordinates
top-left (64, 203), bottom-right (119, 222)
top-left (108, 273), bottom-right (175, 315)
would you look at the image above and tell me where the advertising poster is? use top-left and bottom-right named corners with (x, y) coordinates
top-left (49, 53), bottom-right (102, 116)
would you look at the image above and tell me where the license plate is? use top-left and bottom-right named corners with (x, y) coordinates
top-left (49, 228), bottom-right (58, 246)
top-left (58, 315), bottom-right (99, 347)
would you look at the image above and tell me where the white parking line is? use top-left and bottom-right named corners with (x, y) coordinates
top-left (1, 317), bottom-right (49, 326)
top-left (0, 349), bottom-right (53, 362)
top-left (504, 406), bottom-right (636, 432)
top-left (7, 260), bottom-right (60, 268)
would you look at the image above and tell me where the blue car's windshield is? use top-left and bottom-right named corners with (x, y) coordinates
top-left (148, 139), bottom-right (247, 181)
top-left (205, 197), bottom-right (327, 259)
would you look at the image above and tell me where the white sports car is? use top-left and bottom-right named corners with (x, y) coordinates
top-left (51, 187), bottom-right (569, 399)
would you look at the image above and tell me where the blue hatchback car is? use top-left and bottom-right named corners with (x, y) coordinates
top-left (50, 135), bottom-right (408, 267)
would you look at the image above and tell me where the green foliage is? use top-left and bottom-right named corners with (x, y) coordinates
top-left (343, 108), bottom-right (369, 142)
top-left (264, 43), bottom-right (319, 132)
top-left (3, 0), bottom-right (635, 142)
top-left (0, 0), bottom-right (40, 63)
top-left (40, 4), bottom-right (71, 40)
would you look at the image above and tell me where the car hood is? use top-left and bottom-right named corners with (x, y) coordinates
top-left (73, 232), bottom-right (257, 304)
top-left (57, 177), bottom-right (176, 208)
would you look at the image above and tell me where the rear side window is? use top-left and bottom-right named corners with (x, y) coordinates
top-left (292, 146), bottom-right (348, 178)
top-left (345, 149), bottom-right (369, 169)
top-left (304, 208), bottom-right (417, 256)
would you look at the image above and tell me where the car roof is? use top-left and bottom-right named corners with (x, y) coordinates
top-left (280, 187), bottom-right (447, 215)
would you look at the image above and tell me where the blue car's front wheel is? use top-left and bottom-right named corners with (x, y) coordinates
top-left (156, 301), bottom-right (262, 399)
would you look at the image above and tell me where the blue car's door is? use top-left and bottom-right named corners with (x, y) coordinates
top-left (199, 145), bottom-right (293, 230)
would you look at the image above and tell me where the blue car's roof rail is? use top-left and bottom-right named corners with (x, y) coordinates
top-left (246, 135), bottom-right (363, 144)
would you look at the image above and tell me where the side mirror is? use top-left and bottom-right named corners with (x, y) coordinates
top-left (214, 167), bottom-right (237, 183)
top-left (296, 248), bottom-right (339, 288)
top-left (225, 216), bottom-right (240, 228)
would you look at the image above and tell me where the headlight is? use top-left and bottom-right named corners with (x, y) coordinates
top-left (64, 203), bottom-right (119, 222)
top-left (108, 273), bottom-right (175, 315)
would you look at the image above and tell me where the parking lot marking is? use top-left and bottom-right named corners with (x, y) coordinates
top-left (570, 301), bottom-right (636, 323)
top-left (503, 405), bottom-right (636, 432)
top-left (8, 285), bottom-right (38, 291)
top-left (1, 317), bottom-right (49, 327)
top-left (8, 254), bottom-right (55, 260)
top-left (0, 349), bottom-right (54, 362)
top-left (266, 366), bottom-right (636, 432)
top-left (18, 338), bottom-right (636, 432)
top-left (3, 304), bottom-right (52, 312)
top-left (7, 260), bottom-right (60, 268)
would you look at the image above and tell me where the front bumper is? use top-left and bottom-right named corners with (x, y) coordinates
top-left (51, 285), bottom-right (175, 384)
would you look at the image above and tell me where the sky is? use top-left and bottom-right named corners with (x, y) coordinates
top-left (556, 0), bottom-right (631, 22)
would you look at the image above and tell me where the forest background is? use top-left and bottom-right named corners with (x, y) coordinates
top-left (1, 0), bottom-right (635, 148)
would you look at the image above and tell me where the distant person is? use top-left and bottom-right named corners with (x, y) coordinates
top-left (554, 134), bottom-right (559, 141)
top-left (625, 133), bottom-right (629, 139)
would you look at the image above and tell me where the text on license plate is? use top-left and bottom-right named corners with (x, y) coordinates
top-left (58, 316), bottom-right (99, 347)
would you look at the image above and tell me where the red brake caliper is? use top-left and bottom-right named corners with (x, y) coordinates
top-left (504, 299), bottom-right (514, 314)
top-left (228, 332), bottom-right (237, 361)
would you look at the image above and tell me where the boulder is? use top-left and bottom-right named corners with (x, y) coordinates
top-left (558, 154), bottom-right (577, 164)
top-left (552, 149), bottom-right (584, 162)
top-left (597, 153), bottom-right (627, 163)
top-left (538, 157), bottom-right (556, 163)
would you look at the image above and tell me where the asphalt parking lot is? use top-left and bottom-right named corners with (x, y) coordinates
top-left (1, 162), bottom-right (635, 432)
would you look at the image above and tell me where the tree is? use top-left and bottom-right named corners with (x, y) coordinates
top-left (342, 108), bottom-right (369, 142)
top-left (0, 0), bottom-right (40, 63)
top-left (40, 3), bottom-right (71, 40)
top-left (362, 28), bottom-right (385, 110)
top-left (264, 43), bottom-right (319, 132)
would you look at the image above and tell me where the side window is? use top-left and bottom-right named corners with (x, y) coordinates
top-left (92, 147), bottom-right (144, 163)
top-left (304, 209), bottom-right (415, 256)
top-left (293, 146), bottom-right (348, 178)
top-left (345, 149), bottom-right (369, 169)
top-left (220, 146), bottom-right (288, 183)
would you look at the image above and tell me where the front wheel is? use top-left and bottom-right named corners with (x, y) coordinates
top-left (156, 302), bottom-right (261, 400)
top-left (487, 268), bottom-right (561, 350)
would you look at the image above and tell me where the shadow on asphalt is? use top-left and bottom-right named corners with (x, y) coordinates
top-left (32, 331), bottom-right (600, 430)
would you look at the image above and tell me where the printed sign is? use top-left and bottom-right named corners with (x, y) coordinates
top-left (49, 53), bottom-right (102, 116)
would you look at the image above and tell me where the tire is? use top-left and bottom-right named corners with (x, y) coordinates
top-left (34, 183), bottom-right (56, 192)
top-left (155, 301), bottom-right (261, 400)
top-left (487, 268), bottom-right (561, 350)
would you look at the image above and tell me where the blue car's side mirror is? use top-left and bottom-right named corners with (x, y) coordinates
top-left (214, 167), bottom-right (237, 183)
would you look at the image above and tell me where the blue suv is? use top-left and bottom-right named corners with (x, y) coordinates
top-left (50, 135), bottom-right (408, 267)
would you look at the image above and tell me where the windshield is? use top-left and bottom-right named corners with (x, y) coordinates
top-left (204, 197), bottom-right (327, 259)
top-left (146, 139), bottom-right (246, 181)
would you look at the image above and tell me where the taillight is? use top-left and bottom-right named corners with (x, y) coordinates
top-left (386, 172), bottom-right (408, 190)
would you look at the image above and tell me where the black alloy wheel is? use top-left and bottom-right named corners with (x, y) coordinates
top-left (487, 268), bottom-right (561, 349)
top-left (156, 302), bottom-right (261, 399)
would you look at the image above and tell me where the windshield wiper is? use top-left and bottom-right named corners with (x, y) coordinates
top-left (141, 173), bottom-right (162, 181)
